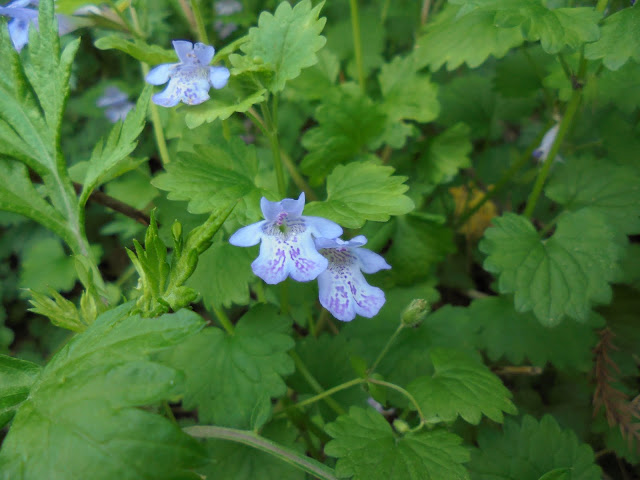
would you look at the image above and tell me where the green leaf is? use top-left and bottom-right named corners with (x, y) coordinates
top-left (325, 407), bottom-right (470, 480)
top-left (408, 348), bottom-right (517, 424)
top-left (585, 5), bottom-right (640, 70)
top-left (0, 304), bottom-right (206, 480)
top-left (198, 421), bottom-right (304, 480)
top-left (414, 4), bottom-right (524, 71)
top-left (27, 287), bottom-right (86, 332)
top-left (469, 296), bottom-right (600, 371)
top-left (161, 304), bottom-right (294, 428)
top-left (94, 35), bottom-right (178, 65)
top-left (378, 52), bottom-right (439, 137)
top-left (479, 209), bottom-right (625, 325)
top-left (304, 161), bottom-right (414, 229)
top-left (238, 0), bottom-right (326, 93)
top-left (419, 123), bottom-right (472, 186)
top-left (301, 84), bottom-right (387, 183)
top-left (183, 87), bottom-right (266, 129)
top-left (545, 156), bottom-right (640, 235)
top-left (187, 240), bottom-right (255, 309)
top-left (19, 237), bottom-right (77, 293)
top-left (468, 415), bottom-right (601, 480)
top-left (126, 212), bottom-right (171, 317)
top-left (0, 160), bottom-right (71, 243)
top-left (383, 215), bottom-right (455, 285)
top-left (80, 87), bottom-right (151, 206)
top-left (152, 134), bottom-right (268, 223)
top-left (0, 356), bottom-right (41, 428)
top-left (451, 0), bottom-right (601, 54)
top-left (538, 469), bottom-right (571, 480)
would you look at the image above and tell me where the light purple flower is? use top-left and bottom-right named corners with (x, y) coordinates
top-left (96, 86), bottom-right (134, 123)
top-left (145, 40), bottom-right (230, 107)
top-left (532, 123), bottom-right (559, 162)
top-left (0, 0), bottom-right (82, 52)
top-left (214, 0), bottom-right (242, 39)
top-left (315, 235), bottom-right (390, 322)
top-left (229, 193), bottom-right (342, 285)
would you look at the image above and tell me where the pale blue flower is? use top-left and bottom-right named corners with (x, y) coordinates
top-left (229, 193), bottom-right (343, 284)
top-left (532, 123), bottom-right (560, 162)
top-left (96, 86), bottom-right (134, 123)
top-left (145, 40), bottom-right (230, 107)
top-left (0, 0), bottom-right (81, 52)
top-left (315, 236), bottom-right (390, 322)
top-left (214, 0), bottom-right (242, 39)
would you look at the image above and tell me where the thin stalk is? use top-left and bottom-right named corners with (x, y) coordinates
top-left (184, 426), bottom-right (338, 480)
top-left (366, 378), bottom-right (426, 429)
top-left (140, 63), bottom-right (171, 165)
top-left (368, 324), bottom-right (405, 375)
top-left (212, 304), bottom-right (235, 335)
top-left (290, 351), bottom-right (346, 415)
top-left (280, 149), bottom-right (318, 201)
top-left (420, 0), bottom-right (432, 25)
top-left (177, 0), bottom-right (198, 35)
top-left (454, 120), bottom-right (553, 229)
top-left (349, 0), bottom-right (366, 92)
top-left (595, 0), bottom-right (609, 13)
top-left (190, 0), bottom-right (210, 44)
top-left (523, 89), bottom-right (582, 219)
top-left (290, 378), bottom-right (364, 412)
top-left (261, 101), bottom-right (286, 197)
top-left (557, 53), bottom-right (573, 81)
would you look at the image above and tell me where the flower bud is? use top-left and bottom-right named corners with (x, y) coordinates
top-left (401, 299), bottom-right (430, 327)
top-left (393, 419), bottom-right (410, 434)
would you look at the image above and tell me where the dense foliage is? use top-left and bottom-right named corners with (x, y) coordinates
top-left (0, 0), bottom-right (639, 478)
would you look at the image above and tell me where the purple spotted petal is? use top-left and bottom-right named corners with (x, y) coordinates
top-left (151, 78), bottom-right (181, 107)
top-left (168, 66), bottom-right (212, 105)
top-left (194, 42), bottom-right (215, 64)
top-left (209, 65), bottom-right (230, 89)
top-left (172, 40), bottom-right (194, 63)
top-left (355, 248), bottom-right (391, 274)
top-left (317, 255), bottom-right (386, 322)
top-left (145, 63), bottom-right (174, 85)
top-left (229, 221), bottom-right (264, 247)
top-left (251, 229), bottom-right (327, 284)
top-left (305, 216), bottom-right (342, 240)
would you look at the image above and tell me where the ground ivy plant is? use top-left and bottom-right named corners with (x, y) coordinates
top-left (0, 0), bottom-right (639, 478)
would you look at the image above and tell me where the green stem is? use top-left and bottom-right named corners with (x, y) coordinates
top-left (454, 120), bottom-right (554, 229)
top-left (595, 0), bottom-right (609, 13)
top-left (140, 63), bottom-right (171, 165)
top-left (290, 351), bottom-right (346, 415)
top-left (366, 378), bottom-right (426, 429)
top-left (212, 304), bottom-right (235, 335)
top-left (368, 324), bottom-right (404, 375)
top-left (523, 89), bottom-right (582, 219)
top-left (261, 101), bottom-right (286, 197)
top-left (349, 0), bottom-right (366, 92)
top-left (290, 377), bottom-right (365, 412)
top-left (184, 426), bottom-right (338, 480)
top-left (557, 53), bottom-right (573, 81)
top-left (190, 0), bottom-right (210, 44)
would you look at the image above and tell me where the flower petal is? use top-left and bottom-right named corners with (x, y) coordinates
top-left (260, 197), bottom-right (283, 222)
top-left (355, 248), bottom-right (391, 274)
top-left (7, 18), bottom-right (29, 52)
top-left (318, 264), bottom-right (386, 322)
top-left (194, 42), bottom-right (214, 65)
top-left (0, 6), bottom-right (37, 21)
top-left (172, 40), bottom-right (194, 63)
top-left (96, 86), bottom-right (128, 107)
top-left (229, 221), bottom-right (264, 247)
top-left (281, 192), bottom-right (305, 217)
top-left (151, 79), bottom-right (181, 107)
top-left (209, 66), bottom-right (230, 89)
top-left (145, 63), bottom-right (174, 85)
top-left (252, 230), bottom-right (327, 284)
top-left (305, 216), bottom-right (342, 239)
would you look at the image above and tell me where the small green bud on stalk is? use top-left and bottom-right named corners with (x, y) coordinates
top-left (401, 299), bottom-right (430, 327)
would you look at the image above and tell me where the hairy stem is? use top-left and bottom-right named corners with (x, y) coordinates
top-left (190, 0), bottom-right (210, 44)
top-left (349, 0), bottom-right (366, 92)
top-left (523, 89), bottom-right (582, 219)
top-left (184, 426), bottom-right (338, 480)
top-left (290, 351), bottom-right (346, 415)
